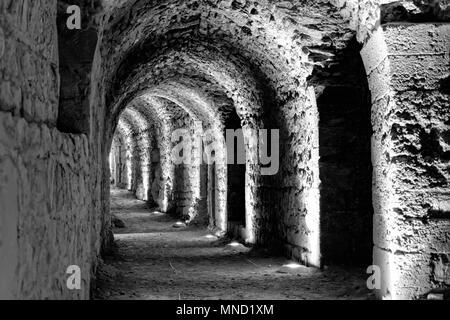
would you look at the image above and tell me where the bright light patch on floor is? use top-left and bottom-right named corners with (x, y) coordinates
top-left (283, 262), bottom-right (302, 269)
top-left (175, 221), bottom-right (184, 226)
top-left (205, 234), bottom-right (216, 239)
top-left (228, 241), bottom-right (240, 247)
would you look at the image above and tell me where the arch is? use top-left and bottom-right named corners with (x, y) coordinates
top-left (91, 0), bottom-right (365, 265)
top-left (309, 36), bottom-right (374, 267)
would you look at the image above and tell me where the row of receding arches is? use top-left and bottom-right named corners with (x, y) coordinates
top-left (103, 45), bottom-right (372, 272)
top-left (56, 0), bottom-right (375, 269)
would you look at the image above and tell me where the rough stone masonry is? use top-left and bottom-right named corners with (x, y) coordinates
top-left (0, 0), bottom-right (449, 300)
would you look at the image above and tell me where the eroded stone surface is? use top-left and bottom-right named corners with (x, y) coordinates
top-left (0, 0), bottom-right (448, 300)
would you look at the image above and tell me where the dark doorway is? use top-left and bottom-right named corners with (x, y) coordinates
top-left (225, 110), bottom-right (246, 227)
top-left (314, 39), bottom-right (374, 266)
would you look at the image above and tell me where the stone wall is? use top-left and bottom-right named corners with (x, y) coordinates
top-left (1, 0), bottom-right (449, 300)
top-left (0, 0), bottom-right (94, 299)
top-left (361, 23), bottom-right (450, 299)
top-left (0, 114), bottom-right (91, 299)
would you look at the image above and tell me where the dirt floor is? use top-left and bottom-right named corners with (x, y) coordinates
top-left (94, 188), bottom-right (372, 300)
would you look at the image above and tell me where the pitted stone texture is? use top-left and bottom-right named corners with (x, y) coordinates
top-left (1, 0), bottom-right (448, 301)
top-left (0, 111), bottom-right (91, 299)
top-left (0, 1), bottom-right (59, 125)
top-left (0, 1), bottom-right (94, 300)
top-left (362, 23), bottom-right (450, 299)
top-left (90, 0), bottom-right (381, 268)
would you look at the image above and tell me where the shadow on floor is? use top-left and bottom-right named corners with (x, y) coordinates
top-left (94, 189), bottom-right (372, 300)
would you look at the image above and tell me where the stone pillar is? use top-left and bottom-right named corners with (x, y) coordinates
top-left (204, 126), bottom-right (228, 234)
top-left (362, 24), bottom-right (450, 299)
top-left (244, 126), bottom-right (262, 244)
top-left (160, 122), bottom-right (175, 213)
top-left (187, 120), bottom-right (205, 223)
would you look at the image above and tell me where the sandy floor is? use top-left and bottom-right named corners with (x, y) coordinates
top-left (94, 188), bottom-right (372, 300)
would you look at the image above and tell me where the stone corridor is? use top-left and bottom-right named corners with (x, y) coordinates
top-left (94, 189), bottom-right (369, 300)
top-left (0, 0), bottom-right (449, 300)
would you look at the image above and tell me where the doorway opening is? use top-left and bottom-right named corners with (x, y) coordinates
top-left (225, 109), bottom-right (246, 237)
top-left (314, 39), bottom-right (374, 267)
